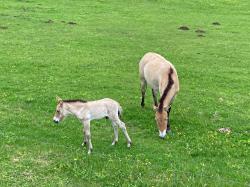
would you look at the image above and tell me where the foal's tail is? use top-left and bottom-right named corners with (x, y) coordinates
top-left (118, 104), bottom-right (123, 118)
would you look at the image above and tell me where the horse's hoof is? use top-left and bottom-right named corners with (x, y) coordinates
top-left (167, 130), bottom-right (172, 134)
top-left (111, 141), bottom-right (118, 146)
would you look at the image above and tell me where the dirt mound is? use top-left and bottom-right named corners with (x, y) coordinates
top-left (0, 26), bottom-right (8, 29)
top-left (195, 29), bottom-right (205, 33)
top-left (68, 21), bottom-right (77, 25)
top-left (212, 22), bottom-right (220, 25)
top-left (45, 19), bottom-right (53, 23)
top-left (178, 26), bottom-right (189, 30)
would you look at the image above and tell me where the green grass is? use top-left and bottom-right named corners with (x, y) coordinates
top-left (0, 0), bottom-right (249, 186)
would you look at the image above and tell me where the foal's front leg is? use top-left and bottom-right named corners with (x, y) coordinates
top-left (82, 120), bottom-right (93, 154)
top-left (81, 129), bottom-right (87, 147)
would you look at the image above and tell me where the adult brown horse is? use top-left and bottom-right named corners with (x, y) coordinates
top-left (139, 52), bottom-right (180, 138)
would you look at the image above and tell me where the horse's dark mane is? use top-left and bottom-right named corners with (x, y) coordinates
top-left (63, 99), bottom-right (87, 103)
top-left (158, 67), bottom-right (174, 113)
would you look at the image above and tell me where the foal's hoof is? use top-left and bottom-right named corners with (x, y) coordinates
top-left (87, 149), bottom-right (93, 155)
top-left (81, 142), bottom-right (87, 147)
top-left (141, 103), bottom-right (145, 107)
top-left (127, 142), bottom-right (132, 148)
top-left (111, 141), bottom-right (118, 146)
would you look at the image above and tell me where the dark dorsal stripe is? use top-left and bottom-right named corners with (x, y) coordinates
top-left (63, 99), bottom-right (87, 103)
top-left (158, 67), bottom-right (174, 113)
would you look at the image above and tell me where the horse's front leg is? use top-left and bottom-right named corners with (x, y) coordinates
top-left (83, 120), bottom-right (93, 154)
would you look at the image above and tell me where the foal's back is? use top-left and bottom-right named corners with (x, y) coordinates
top-left (87, 98), bottom-right (121, 116)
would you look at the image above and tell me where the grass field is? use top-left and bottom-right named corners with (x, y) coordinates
top-left (0, 0), bottom-right (250, 186)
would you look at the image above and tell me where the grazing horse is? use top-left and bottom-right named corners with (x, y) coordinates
top-left (139, 52), bottom-right (180, 138)
top-left (53, 96), bottom-right (132, 154)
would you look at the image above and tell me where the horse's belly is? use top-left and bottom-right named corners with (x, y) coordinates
top-left (144, 69), bottom-right (160, 90)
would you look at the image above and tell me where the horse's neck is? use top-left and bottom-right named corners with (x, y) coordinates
top-left (159, 78), bottom-right (169, 108)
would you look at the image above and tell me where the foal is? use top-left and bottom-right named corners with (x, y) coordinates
top-left (53, 96), bottom-right (132, 154)
top-left (139, 52), bottom-right (180, 138)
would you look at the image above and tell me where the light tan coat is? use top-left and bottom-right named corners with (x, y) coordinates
top-left (139, 52), bottom-right (179, 138)
top-left (53, 97), bottom-right (132, 154)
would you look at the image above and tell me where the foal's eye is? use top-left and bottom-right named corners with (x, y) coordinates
top-left (56, 110), bottom-right (60, 113)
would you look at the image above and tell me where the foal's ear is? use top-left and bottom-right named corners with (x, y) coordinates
top-left (56, 96), bottom-right (62, 103)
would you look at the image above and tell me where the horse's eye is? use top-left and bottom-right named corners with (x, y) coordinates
top-left (56, 110), bottom-right (60, 113)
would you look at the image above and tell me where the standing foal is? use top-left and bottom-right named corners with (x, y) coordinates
top-left (139, 52), bottom-right (180, 138)
top-left (53, 97), bottom-right (132, 154)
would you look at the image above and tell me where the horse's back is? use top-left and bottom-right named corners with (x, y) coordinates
top-left (139, 52), bottom-right (178, 89)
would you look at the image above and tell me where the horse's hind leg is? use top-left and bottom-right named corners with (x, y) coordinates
top-left (111, 122), bottom-right (118, 145)
top-left (140, 79), bottom-right (147, 107)
top-left (152, 88), bottom-right (158, 107)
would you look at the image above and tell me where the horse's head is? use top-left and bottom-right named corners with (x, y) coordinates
top-left (53, 96), bottom-right (67, 124)
top-left (154, 106), bottom-right (168, 138)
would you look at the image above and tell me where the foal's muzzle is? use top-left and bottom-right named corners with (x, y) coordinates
top-left (53, 120), bottom-right (59, 124)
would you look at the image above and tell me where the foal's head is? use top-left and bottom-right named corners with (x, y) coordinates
top-left (154, 106), bottom-right (168, 138)
top-left (53, 96), bottom-right (68, 124)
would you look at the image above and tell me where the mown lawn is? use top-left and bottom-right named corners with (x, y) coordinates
top-left (0, 0), bottom-right (249, 186)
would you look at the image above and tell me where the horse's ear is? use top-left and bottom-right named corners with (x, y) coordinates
top-left (56, 96), bottom-right (62, 103)
top-left (153, 105), bottom-right (158, 111)
top-left (163, 107), bottom-right (168, 111)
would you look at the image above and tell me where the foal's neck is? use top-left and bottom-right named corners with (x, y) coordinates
top-left (64, 102), bottom-right (86, 117)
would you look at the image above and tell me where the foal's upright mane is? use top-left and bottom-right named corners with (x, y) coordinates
top-left (158, 67), bottom-right (174, 113)
top-left (63, 99), bottom-right (88, 103)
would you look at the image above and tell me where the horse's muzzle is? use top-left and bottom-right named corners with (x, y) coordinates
top-left (53, 120), bottom-right (59, 124)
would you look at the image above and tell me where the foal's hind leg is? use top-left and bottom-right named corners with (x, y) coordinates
top-left (113, 117), bottom-right (132, 147)
top-left (81, 130), bottom-right (87, 147)
top-left (111, 122), bottom-right (118, 145)
top-left (82, 120), bottom-right (93, 154)
top-left (140, 79), bottom-right (147, 107)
